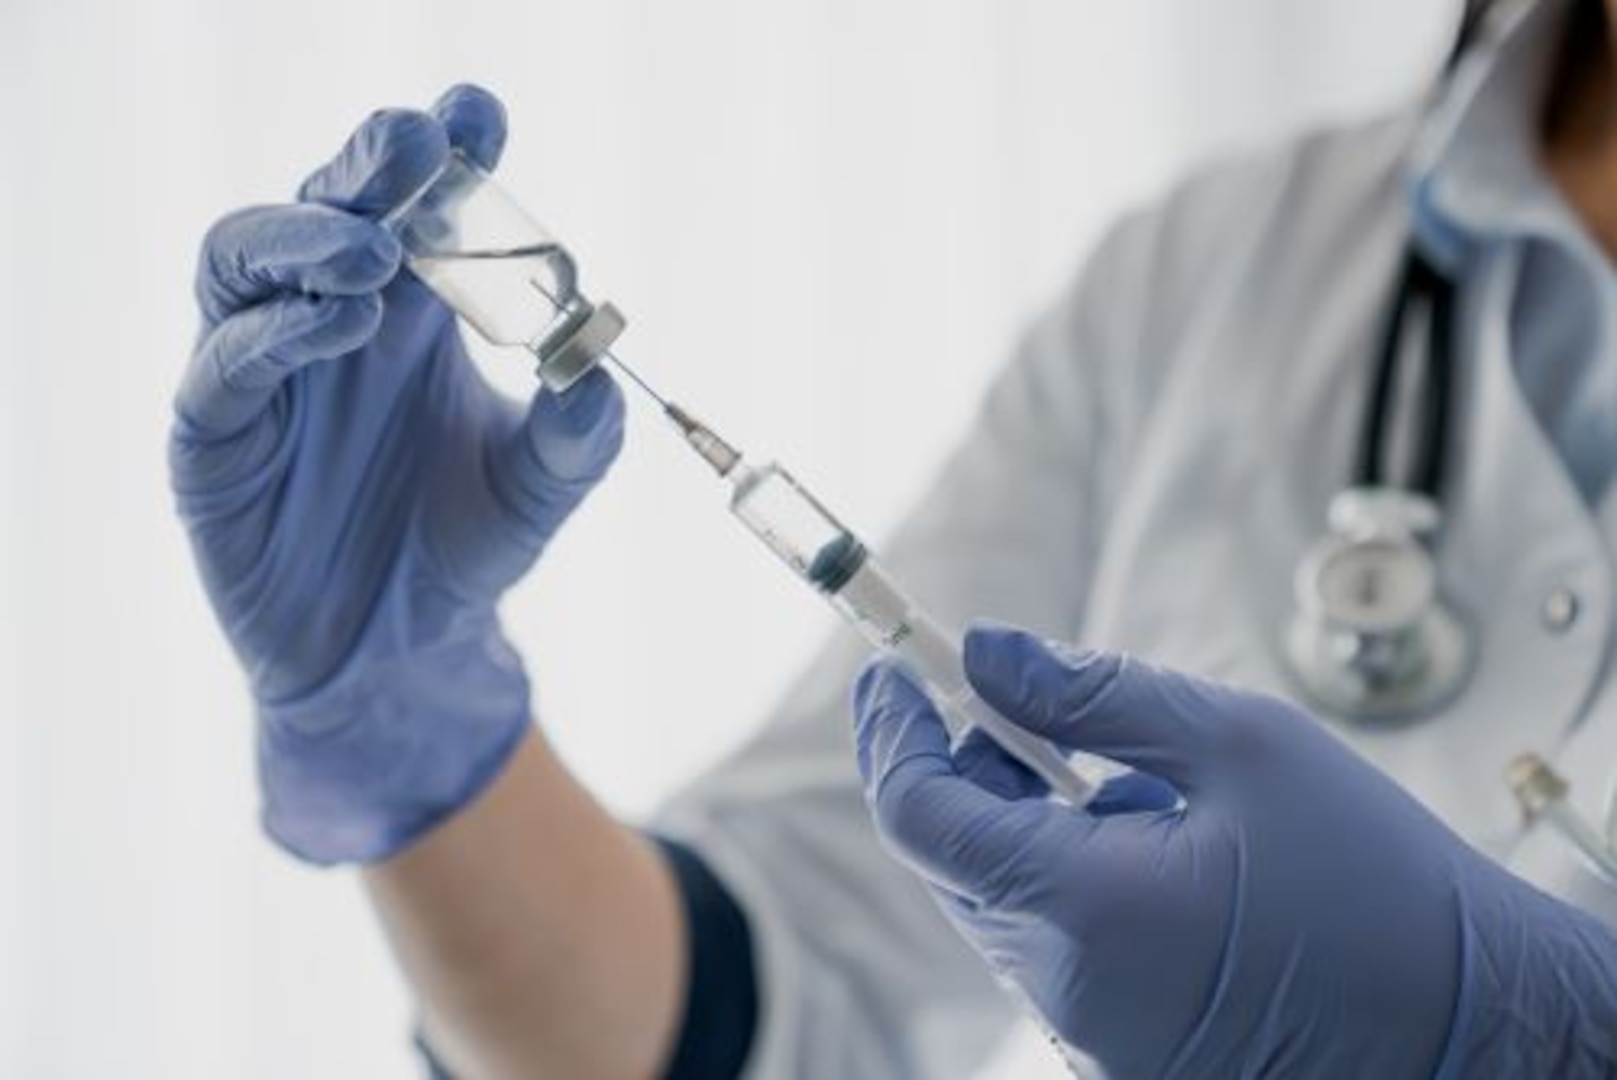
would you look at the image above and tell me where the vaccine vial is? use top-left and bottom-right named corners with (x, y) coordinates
top-left (384, 150), bottom-right (626, 392)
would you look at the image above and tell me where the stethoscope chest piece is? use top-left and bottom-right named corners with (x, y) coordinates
top-left (1285, 488), bottom-right (1473, 723)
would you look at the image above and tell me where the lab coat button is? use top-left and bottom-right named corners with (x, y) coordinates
top-left (1541, 588), bottom-right (1580, 633)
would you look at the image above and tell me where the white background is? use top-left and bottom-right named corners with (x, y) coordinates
top-left (2, 1), bottom-right (1456, 1076)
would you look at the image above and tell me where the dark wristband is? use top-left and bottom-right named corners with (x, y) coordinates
top-left (654, 835), bottom-right (760, 1080)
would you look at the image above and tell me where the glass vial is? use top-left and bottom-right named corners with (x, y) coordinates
top-left (384, 150), bottom-right (625, 392)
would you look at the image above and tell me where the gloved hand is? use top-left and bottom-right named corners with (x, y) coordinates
top-left (854, 623), bottom-right (1617, 1078)
top-left (171, 85), bottom-right (625, 865)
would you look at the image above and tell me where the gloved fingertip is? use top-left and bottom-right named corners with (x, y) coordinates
top-left (966, 622), bottom-right (1115, 686)
top-left (433, 81), bottom-right (501, 111)
top-left (853, 670), bottom-right (955, 814)
top-left (955, 729), bottom-right (1046, 801)
top-left (962, 621), bottom-right (1067, 696)
top-left (1056, 648), bottom-right (1128, 708)
top-left (852, 658), bottom-right (903, 722)
top-left (319, 291), bottom-right (387, 351)
top-left (432, 83), bottom-right (508, 168)
top-left (366, 220), bottom-right (404, 267)
top-left (1085, 770), bottom-right (1183, 817)
top-left (324, 219), bottom-right (404, 292)
top-left (273, 291), bottom-right (386, 360)
top-left (526, 369), bottom-right (626, 482)
top-left (301, 108), bottom-right (451, 216)
top-left (852, 659), bottom-right (884, 709)
top-left (360, 108), bottom-right (448, 164)
top-left (962, 619), bottom-right (1032, 666)
top-left (550, 366), bottom-right (621, 420)
top-left (852, 660), bottom-right (906, 785)
top-left (963, 623), bottom-right (1125, 742)
top-left (852, 660), bottom-right (936, 762)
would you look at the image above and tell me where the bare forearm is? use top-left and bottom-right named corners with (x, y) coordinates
top-left (363, 731), bottom-right (687, 1080)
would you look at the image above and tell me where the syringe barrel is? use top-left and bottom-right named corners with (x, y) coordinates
top-left (831, 556), bottom-right (1096, 806)
top-left (721, 459), bottom-right (1093, 805)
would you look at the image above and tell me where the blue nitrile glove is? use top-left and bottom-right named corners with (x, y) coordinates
top-left (854, 623), bottom-right (1617, 1078)
top-left (171, 85), bottom-right (625, 865)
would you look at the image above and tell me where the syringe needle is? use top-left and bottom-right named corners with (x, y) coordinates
top-left (607, 345), bottom-right (1093, 805)
top-left (601, 348), bottom-right (669, 409)
top-left (595, 348), bottom-right (742, 477)
top-left (666, 403), bottom-right (743, 478)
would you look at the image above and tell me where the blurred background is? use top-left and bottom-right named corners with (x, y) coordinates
top-left (2, 1), bottom-right (1457, 1075)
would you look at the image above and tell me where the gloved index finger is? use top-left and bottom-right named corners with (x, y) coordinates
top-left (854, 661), bottom-right (1074, 902)
top-left (176, 291), bottom-right (385, 442)
top-left (196, 204), bottom-right (401, 328)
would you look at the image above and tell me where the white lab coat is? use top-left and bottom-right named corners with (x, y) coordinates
top-left (654, 41), bottom-right (1617, 1080)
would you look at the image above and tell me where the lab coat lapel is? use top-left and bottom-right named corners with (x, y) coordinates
top-left (1503, 351), bottom-right (1617, 920)
top-left (1439, 244), bottom-right (1614, 862)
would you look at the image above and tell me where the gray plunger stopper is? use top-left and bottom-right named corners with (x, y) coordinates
top-left (534, 300), bottom-right (627, 393)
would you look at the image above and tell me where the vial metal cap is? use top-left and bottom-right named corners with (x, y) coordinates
top-left (534, 301), bottom-right (627, 393)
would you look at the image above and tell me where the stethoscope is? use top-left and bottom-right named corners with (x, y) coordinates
top-left (1283, 250), bottom-right (1472, 724)
top-left (1280, 238), bottom-right (1617, 883)
top-left (1281, 0), bottom-right (1617, 883)
top-left (1282, 4), bottom-right (1483, 725)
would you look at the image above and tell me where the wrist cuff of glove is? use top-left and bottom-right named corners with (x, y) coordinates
top-left (256, 624), bottom-right (532, 866)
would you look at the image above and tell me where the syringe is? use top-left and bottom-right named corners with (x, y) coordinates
top-left (609, 352), bottom-right (1094, 805)
top-left (379, 149), bottom-right (1092, 806)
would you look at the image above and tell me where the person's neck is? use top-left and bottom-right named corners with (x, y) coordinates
top-left (1544, 1), bottom-right (1617, 261)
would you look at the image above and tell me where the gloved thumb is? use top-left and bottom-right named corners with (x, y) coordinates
top-left (299, 108), bottom-right (450, 217)
top-left (493, 368), bottom-right (626, 541)
top-left (963, 622), bottom-right (1218, 793)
